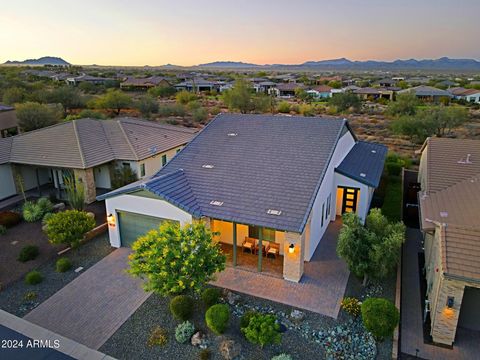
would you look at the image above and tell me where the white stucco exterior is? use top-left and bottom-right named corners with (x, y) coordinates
top-left (333, 173), bottom-right (373, 222)
top-left (0, 164), bottom-right (16, 200)
top-left (105, 193), bottom-right (193, 247)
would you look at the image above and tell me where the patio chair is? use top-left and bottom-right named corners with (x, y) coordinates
top-left (242, 237), bottom-right (256, 254)
top-left (265, 242), bottom-right (280, 259)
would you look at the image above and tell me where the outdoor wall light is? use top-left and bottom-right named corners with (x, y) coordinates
top-left (107, 213), bottom-right (116, 227)
top-left (446, 296), bottom-right (454, 308)
top-left (288, 244), bottom-right (295, 254)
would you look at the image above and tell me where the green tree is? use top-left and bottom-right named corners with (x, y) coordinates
top-left (135, 95), bottom-right (159, 117)
top-left (2, 87), bottom-right (26, 105)
top-left (49, 86), bottom-right (86, 116)
top-left (222, 79), bottom-right (254, 113)
top-left (16, 102), bottom-right (62, 132)
top-left (337, 209), bottom-right (405, 284)
top-left (295, 88), bottom-right (312, 102)
top-left (252, 94), bottom-right (276, 113)
top-left (128, 222), bottom-right (226, 296)
top-left (327, 80), bottom-right (342, 89)
top-left (387, 93), bottom-right (419, 117)
top-left (148, 85), bottom-right (176, 98)
top-left (329, 93), bottom-right (361, 112)
top-left (94, 89), bottom-right (132, 115)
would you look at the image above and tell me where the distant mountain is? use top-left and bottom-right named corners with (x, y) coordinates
top-left (194, 57), bottom-right (480, 71)
top-left (197, 61), bottom-right (259, 68)
top-left (4, 56), bottom-right (70, 66)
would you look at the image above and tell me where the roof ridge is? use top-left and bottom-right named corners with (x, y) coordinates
top-left (118, 117), bottom-right (196, 134)
top-left (117, 119), bottom-right (139, 161)
top-left (71, 120), bottom-right (87, 169)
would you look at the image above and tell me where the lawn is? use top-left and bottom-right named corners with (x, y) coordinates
top-left (381, 176), bottom-right (402, 222)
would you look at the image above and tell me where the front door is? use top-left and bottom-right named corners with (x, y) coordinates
top-left (341, 187), bottom-right (359, 214)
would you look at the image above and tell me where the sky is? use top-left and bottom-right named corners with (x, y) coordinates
top-left (1, 0), bottom-right (479, 66)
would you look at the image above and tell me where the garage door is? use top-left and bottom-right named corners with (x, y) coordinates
top-left (117, 211), bottom-right (168, 247)
top-left (458, 287), bottom-right (480, 331)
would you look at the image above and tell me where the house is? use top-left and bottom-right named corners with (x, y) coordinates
top-left (306, 85), bottom-right (332, 99)
top-left (462, 89), bottom-right (480, 103)
top-left (66, 74), bottom-right (114, 86)
top-left (0, 118), bottom-right (195, 203)
top-left (270, 83), bottom-right (305, 97)
top-left (417, 137), bottom-right (480, 346)
top-left (253, 81), bottom-right (277, 94)
top-left (174, 78), bottom-right (218, 92)
top-left (437, 80), bottom-right (458, 88)
top-left (353, 87), bottom-right (396, 101)
top-left (398, 85), bottom-right (452, 102)
top-left (98, 114), bottom-right (387, 282)
top-left (0, 105), bottom-right (19, 138)
top-left (376, 78), bottom-right (396, 87)
top-left (120, 76), bottom-right (172, 90)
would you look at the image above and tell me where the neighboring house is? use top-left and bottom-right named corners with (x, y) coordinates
top-left (66, 74), bottom-right (114, 86)
top-left (270, 83), bottom-right (305, 97)
top-left (398, 85), bottom-right (452, 102)
top-left (376, 78), bottom-right (396, 87)
top-left (417, 137), bottom-right (480, 346)
top-left (253, 81), bottom-right (277, 94)
top-left (0, 105), bottom-right (19, 138)
top-left (353, 87), bottom-right (397, 101)
top-left (0, 118), bottom-right (195, 203)
top-left (120, 76), bottom-right (172, 90)
top-left (463, 89), bottom-right (480, 103)
top-left (174, 78), bottom-right (219, 92)
top-left (98, 114), bottom-right (387, 283)
top-left (306, 85), bottom-right (332, 99)
top-left (437, 80), bottom-right (458, 88)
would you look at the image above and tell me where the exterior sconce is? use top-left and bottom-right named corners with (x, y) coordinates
top-left (446, 296), bottom-right (454, 308)
top-left (107, 213), bottom-right (116, 227)
top-left (289, 244), bottom-right (295, 254)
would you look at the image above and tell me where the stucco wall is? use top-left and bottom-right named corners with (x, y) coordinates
top-left (105, 193), bottom-right (193, 247)
top-left (0, 164), bottom-right (16, 200)
top-left (136, 146), bottom-right (184, 179)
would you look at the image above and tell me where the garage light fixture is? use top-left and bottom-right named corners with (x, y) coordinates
top-left (107, 213), bottom-right (116, 227)
top-left (289, 244), bottom-right (295, 254)
top-left (446, 296), bottom-right (454, 308)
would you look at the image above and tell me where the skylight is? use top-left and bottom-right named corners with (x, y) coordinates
top-left (267, 209), bottom-right (282, 216)
top-left (360, 173), bottom-right (366, 177)
top-left (227, 132), bottom-right (238, 137)
top-left (202, 164), bottom-right (214, 169)
top-left (210, 200), bottom-right (224, 206)
top-left (371, 150), bottom-right (377, 154)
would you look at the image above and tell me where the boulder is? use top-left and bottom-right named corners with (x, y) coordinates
top-left (53, 203), bottom-right (65, 211)
top-left (225, 291), bottom-right (240, 306)
top-left (289, 309), bottom-right (305, 322)
top-left (219, 339), bottom-right (241, 360)
top-left (191, 331), bottom-right (206, 347)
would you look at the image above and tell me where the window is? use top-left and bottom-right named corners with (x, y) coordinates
top-left (321, 203), bottom-right (325, 227)
top-left (161, 154), bottom-right (167, 167)
top-left (176, 148), bottom-right (181, 153)
top-left (122, 162), bottom-right (130, 169)
top-left (326, 194), bottom-right (331, 219)
top-left (248, 226), bottom-right (275, 242)
top-left (140, 163), bottom-right (145, 177)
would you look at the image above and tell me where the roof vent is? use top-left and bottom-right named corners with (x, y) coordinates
top-left (267, 209), bottom-right (282, 216)
top-left (202, 164), bottom-right (214, 169)
top-left (440, 211), bottom-right (448, 218)
top-left (371, 150), bottom-right (377, 154)
top-left (227, 132), bottom-right (238, 137)
top-left (360, 173), bottom-right (366, 177)
top-left (457, 154), bottom-right (473, 164)
top-left (210, 200), bottom-right (224, 206)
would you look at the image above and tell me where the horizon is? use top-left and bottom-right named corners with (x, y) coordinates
top-left (1, 0), bottom-right (480, 66)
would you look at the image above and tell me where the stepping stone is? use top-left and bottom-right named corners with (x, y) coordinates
top-left (11, 241), bottom-right (18, 245)
top-left (74, 267), bottom-right (84, 273)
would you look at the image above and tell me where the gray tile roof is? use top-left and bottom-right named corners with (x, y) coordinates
top-left (399, 85), bottom-right (452, 97)
top-left (335, 141), bottom-right (388, 187)
top-left (3, 117), bottom-right (195, 169)
top-left (0, 137), bottom-right (12, 164)
top-left (100, 114), bottom-right (360, 233)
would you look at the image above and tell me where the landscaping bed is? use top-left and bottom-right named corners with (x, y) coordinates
top-left (100, 272), bottom-right (396, 360)
top-left (0, 233), bottom-right (113, 317)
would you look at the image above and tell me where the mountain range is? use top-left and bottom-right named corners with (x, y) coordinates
top-left (194, 57), bottom-right (480, 71)
top-left (3, 56), bottom-right (70, 66)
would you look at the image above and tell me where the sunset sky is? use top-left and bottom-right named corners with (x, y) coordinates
top-left (1, 0), bottom-right (479, 66)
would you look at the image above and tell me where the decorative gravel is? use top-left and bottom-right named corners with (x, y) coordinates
top-left (0, 234), bottom-right (113, 317)
top-left (100, 272), bottom-right (397, 360)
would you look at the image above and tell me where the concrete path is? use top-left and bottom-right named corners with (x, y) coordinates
top-left (400, 228), bottom-right (479, 359)
top-left (24, 248), bottom-right (151, 350)
top-left (212, 220), bottom-right (349, 318)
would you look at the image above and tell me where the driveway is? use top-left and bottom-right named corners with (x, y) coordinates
top-left (24, 248), bottom-right (151, 350)
top-left (212, 220), bottom-right (349, 318)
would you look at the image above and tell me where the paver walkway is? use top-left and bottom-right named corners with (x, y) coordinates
top-left (24, 248), bottom-right (151, 350)
top-left (212, 220), bottom-right (349, 318)
top-left (400, 228), bottom-right (479, 359)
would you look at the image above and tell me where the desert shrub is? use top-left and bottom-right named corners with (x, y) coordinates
top-left (45, 210), bottom-right (95, 247)
top-left (299, 103), bottom-right (315, 116)
top-left (361, 297), bottom-right (399, 340)
top-left (147, 326), bottom-right (168, 347)
top-left (205, 304), bottom-right (229, 334)
top-left (0, 225), bottom-right (6, 235)
top-left (199, 349), bottom-right (211, 360)
top-left (277, 101), bottom-right (291, 113)
top-left (386, 162), bottom-right (402, 177)
top-left (158, 104), bottom-right (186, 117)
top-left (201, 288), bottom-right (222, 308)
top-left (169, 295), bottom-right (194, 321)
top-left (25, 270), bottom-right (43, 285)
top-left (210, 106), bottom-right (221, 116)
top-left (192, 107), bottom-right (208, 123)
top-left (36, 197), bottom-right (53, 214)
top-left (56, 257), bottom-right (72, 272)
top-left (341, 297), bottom-right (361, 317)
top-left (176, 90), bottom-right (197, 105)
top-left (271, 354), bottom-right (292, 360)
top-left (18, 245), bottom-right (39, 262)
top-left (242, 313), bottom-right (281, 348)
top-left (22, 201), bottom-right (44, 222)
top-left (0, 211), bottom-right (21, 228)
top-left (23, 291), bottom-right (37, 301)
top-left (290, 103), bottom-right (300, 114)
top-left (240, 310), bottom-right (259, 330)
top-left (175, 321), bottom-right (195, 343)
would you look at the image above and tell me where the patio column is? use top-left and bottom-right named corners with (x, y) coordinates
top-left (283, 231), bottom-right (305, 282)
top-left (232, 222), bottom-right (237, 267)
top-left (257, 227), bottom-right (263, 272)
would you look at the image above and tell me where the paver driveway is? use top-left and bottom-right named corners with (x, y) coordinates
top-left (24, 248), bottom-right (151, 350)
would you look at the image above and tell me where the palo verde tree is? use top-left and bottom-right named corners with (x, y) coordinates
top-left (94, 89), bottom-right (132, 115)
top-left (16, 102), bottom-right (62, 131)
top-left (128, 221), bottom-right (226, 296)
top-left (337, 208), bottom-right (405, 285)
top-left (222, 78), bottom-right (254, 113)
